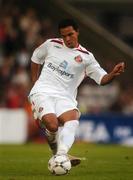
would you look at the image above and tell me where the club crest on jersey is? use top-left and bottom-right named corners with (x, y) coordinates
top-left (59, 60), bottom-right (68, 69)
top-left (74, 55), bottom-right (83, 63)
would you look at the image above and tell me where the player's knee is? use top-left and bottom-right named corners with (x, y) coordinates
top-left (42, 114), bottom-right (58, 132)
top-left (48, 123), bottom-right (58, 132)
top-left (44, 120), bottom-right (58, 132)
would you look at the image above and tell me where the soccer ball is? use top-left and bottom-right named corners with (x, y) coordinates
top-left (48, 154), bottom-right (71, 175)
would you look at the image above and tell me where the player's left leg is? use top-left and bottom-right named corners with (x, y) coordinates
top-left (57, 109), bottom-right (81, 166)
top-left (57, 119), bottom-right (79, 154)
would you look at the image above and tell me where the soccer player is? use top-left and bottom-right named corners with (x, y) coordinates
top-left (28, 18), bottom-right (125, 166)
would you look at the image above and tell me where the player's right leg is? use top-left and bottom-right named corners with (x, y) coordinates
top-left (29, 94), bottom-right (58, 155)
top-left (41, 113), bottom-right (58, 155)
top-left (35, 117), bottom-right (58, 155)
top-left (35, 119), bottom-right (57, 154)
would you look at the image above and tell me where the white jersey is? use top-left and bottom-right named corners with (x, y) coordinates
top-left (29, 38), bottom-right (107, 99)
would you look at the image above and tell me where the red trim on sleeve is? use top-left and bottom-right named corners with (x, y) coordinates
top-left (76, 49), bottom-right (89, 55)
top-left (51, 39), bottom-right (63, 45)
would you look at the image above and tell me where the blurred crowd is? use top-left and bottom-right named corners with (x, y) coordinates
top-left (0, 2), bottom-right (133, 117)
top-left (0, 4), bottom-right (56, 115)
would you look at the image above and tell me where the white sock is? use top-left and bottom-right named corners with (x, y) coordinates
top-left (45, 129), bottom-right (57, 143)
top-left (45, 129), bottom-right (58, 155)
top-left (57, 120), bottom-right (79, 155)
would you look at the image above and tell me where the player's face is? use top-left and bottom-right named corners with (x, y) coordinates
top-left (59, 26), bottom-right (79, 48)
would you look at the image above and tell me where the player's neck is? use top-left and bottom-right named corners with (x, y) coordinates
top-left (64, 42), bottom-right (79, 49)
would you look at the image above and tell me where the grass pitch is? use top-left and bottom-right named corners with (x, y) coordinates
top-left (0, 142), bottom-right (133, 180)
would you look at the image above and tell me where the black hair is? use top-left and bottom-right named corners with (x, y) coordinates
top-left (58, 18), bottom-right (79, 32)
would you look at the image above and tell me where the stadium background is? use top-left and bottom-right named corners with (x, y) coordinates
top-left (0, 0), bottom-right (133, 145)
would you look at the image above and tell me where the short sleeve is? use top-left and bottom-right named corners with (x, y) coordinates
top-left (86, 53), bottom-right (107, 85)
top-left (31, 40), bottom-right (49, 65)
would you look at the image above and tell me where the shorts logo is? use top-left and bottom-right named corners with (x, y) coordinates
top-left (74, 55), bottom-right (83, 63)
top-left (32, 101), bottom-right (35, 105)
top-left (39, 107), bottom-right (44, 113)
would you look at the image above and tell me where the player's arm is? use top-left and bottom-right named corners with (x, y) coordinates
top-left (30, 40), bottom-right (49, 86)
top-left (100, 62), bottom-right (125, 85)
top-left (31, 62), bottom-right (41, 85)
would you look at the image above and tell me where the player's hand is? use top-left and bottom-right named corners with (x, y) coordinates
top-left (111, 62), bottom-right (125, 76)
top-left (101, 62), bottom-right (125, 85)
